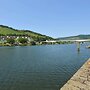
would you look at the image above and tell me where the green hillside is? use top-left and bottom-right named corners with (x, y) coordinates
top-left (0, 25), bottom-right (53, 41)
top-left (58, 35), bottom-right (90, 40)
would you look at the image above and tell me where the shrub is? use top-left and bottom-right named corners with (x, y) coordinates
top-left (7, 38), bottom-right (15, 44)
top-left (18, 38), bottom-right (28, 44)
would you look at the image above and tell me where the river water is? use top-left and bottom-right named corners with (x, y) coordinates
top-left (0, 43), bottom-right (90, 90)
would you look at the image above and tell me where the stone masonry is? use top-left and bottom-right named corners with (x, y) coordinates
top-left (60, 58), bottom-right (90, 90)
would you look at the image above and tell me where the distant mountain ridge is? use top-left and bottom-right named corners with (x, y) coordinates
top-left (58, 35), bottom-right (90, 40)
top-left (0, 25), bottom-right (53, 41)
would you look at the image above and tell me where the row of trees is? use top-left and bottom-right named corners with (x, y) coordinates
top-left (7, 38), bottom-right (28, 44)
top-left (6, 38), bottom-right (36, 45)
top-left (0, 34), bottom-right (29, 36)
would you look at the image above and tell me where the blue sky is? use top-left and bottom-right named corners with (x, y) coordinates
top-left (0, 0), bottom-right (90, 38)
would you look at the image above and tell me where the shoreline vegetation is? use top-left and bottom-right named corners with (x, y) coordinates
top-left (0, 38), bottom-right (73, 46)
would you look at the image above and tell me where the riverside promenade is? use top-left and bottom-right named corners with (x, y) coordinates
top-left (60, 58), bottom-right (90, 90)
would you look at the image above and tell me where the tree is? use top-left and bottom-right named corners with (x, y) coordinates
top-left (18, 38), bottom-right (28, 44)
top-left (7, 38), bottom-right (15, 44)
top-left (30, 41), bottom-right (36, 45)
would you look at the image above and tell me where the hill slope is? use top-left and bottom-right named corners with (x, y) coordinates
top-left (0, 25), bottom-right (53, 41)
top-left (58, 35), bottom-right (90, 40)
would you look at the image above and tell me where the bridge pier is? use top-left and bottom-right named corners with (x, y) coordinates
top-left (76, 42), bottom-right (80, 52)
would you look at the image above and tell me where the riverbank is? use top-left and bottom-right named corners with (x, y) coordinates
top-left (60, 58), bottom-right (90, 90)
top-left (0, 41), bottom-right (73, 46)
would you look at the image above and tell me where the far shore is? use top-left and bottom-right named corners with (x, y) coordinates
top-left (0, 41), bottom-right (74, 47)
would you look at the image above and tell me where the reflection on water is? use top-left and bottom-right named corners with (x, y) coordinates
top-left (0, 43), bottom-right (90, 90)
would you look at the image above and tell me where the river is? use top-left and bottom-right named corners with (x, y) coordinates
top-left (0, 43), bottom-right (90, 90)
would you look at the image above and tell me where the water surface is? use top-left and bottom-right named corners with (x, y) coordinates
top-left (0, 43), bottom-right (90, 90)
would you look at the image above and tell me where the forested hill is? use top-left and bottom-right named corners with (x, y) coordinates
top-left (0, 25), bottom-right (53, 41)
top-left (57, 35), bottom-right (90, 40)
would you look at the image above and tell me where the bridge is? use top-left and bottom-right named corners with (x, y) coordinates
top-left (43, 39), bottom-right (90, 43)
top-left (58, 39), bottom-right (90, 42)
top-left (43, 39), bottom-right (90, 51)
